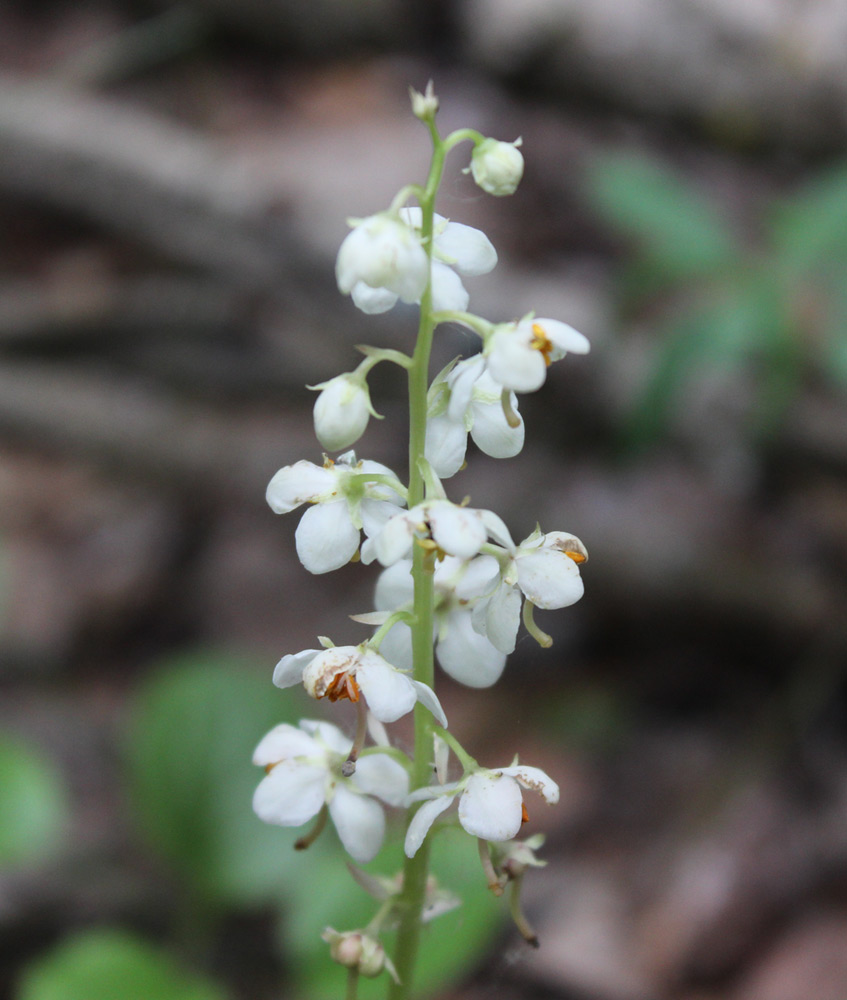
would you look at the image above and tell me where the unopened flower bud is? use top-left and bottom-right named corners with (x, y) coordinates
top-left (469, 138), bottom-right (524, 197)
top-left (410, 80), bottom-right (439, 121)
top-left (313, 373), bottom-right (371, 451)
top-left (323, 928), bottom-right (387, 979)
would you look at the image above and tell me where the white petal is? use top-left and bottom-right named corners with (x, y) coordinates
top-left (483, 581), bottom-right (522, 654)
top-left (447, 355), bottom-right (486, 423)
top-left (486, 326), bottom-right (547, 393)
top-left (313, 375), bottom-right (370, 451)
top-left (411, 680), bottom-right (449, 728)
top-left (253, 762), bottom-right (327, 827)
top-left (537, 318), bottom-right (591, 358)
top-left (374, 622), bottom-right (413, 672)
top-left (458, 773), bottom-right (523, 841)
top-left (470, 392), bottom-right (524, 459)
top-left (428, 502), bottom-right (486, 559)
top-left (478, 509), bottom-right (515, 549)
top-left (430, 261), bottom-right (469, 312)
top-left (374, 560), bottom-right (414, 611)
top-left (350, 281), bottom-right (399, 314)
top-left (356, 652), bottom-right (417, 723)
top-left (295, 501), bottom-right (360, 574)
top-left (425, 412), bottom-right (468, 479)
top-left (329, 784), bottom-right (385, 863)
top-left (435, 221), bottom-right (497, 276)
top-left (360, 498), bottom-right (404, 539)
top-left (353, 754), bottom-right (410, 806)
top-left (451, 554), bottom-right (501, 600)
top-left (336, 215), bottom-right (428, 304)
top-left (299, 719), bottom-right (352, 756)
top-left (272, 648), bottom-right (320, 689)
top-left (266, 462), bottom-right (336, 513)
top-left (499, 765), bottom-right (560, 804)
top-left (374, 509), bottom-right (420, 567)
top-left (252, 723), bottom-right (317, 766)
top-left (404, 796), bottom-right (453, 857)
top-left (516, 548), bottom-right (584, 609)
top-left (436, 610), bottom-right (507, 688)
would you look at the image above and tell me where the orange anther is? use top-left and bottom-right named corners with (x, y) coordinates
top-left (521, 802), bottom-right (530, 824)
top-left (530, 323), bottom-right (553, 367)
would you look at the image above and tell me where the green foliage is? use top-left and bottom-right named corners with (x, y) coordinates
top-left (125, 649), bottom-right (304, 907)
top-left (0, 736), bottom-right (67, 867)
top-left (587, 152), bottom-right (847, 444)
top-left (16, 929), bottom-right (225, 1000)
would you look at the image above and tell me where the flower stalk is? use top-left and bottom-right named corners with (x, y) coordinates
top-left (251, 81), bottom-right (591, 1000)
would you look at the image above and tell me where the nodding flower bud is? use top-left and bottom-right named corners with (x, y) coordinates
top-left (322, 928), bottom-right (396, 980)
top-left (313, 373), bottom-right (372, 451)
top-left (410, 80), bottom-right (439, 121)
top-left (469, 138), bottom-right (524, 197)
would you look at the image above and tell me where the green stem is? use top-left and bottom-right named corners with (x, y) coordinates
top-left (386, 115), bottom-right (447, 1000)
top-left (346, 967), bottom-right (360, 1000)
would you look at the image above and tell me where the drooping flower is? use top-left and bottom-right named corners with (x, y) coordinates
top-left (265, 451), bottom-right (404, 574)
top-left (425, 355), bottom-right (524, 478)
top-left (473, 528), bottom-right (588, 654)
top-left (273, 643), bottom-right (447, 726)
top-left (375, 556), bottom-right (507, 688)
top-left (348, 209), bottom-right (497, 315)
top-left (485, 315), bottom-right (590, 393)
top-left (469, 137), bottom-right (524, 197)
top-left (311, 373), bottom-right (375, 452)
top-left (404, 762), bottom-right (559, 857)
top-left (252, 719), bottom-right (408, 863)
top-left (336, 212), bottom-right (429, 307)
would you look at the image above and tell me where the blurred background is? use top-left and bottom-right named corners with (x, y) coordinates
top-left (2, 1), bottom-right (847, 998)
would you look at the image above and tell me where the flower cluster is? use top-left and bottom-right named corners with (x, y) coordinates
top-left (252, 83), bottom-right (590, 989)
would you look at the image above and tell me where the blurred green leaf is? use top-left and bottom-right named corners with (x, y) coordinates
top-left (0, 736), bottom-right (67, 867)
top-left (125, 649), bottom-right (305, 907)
top-left (769, 161), bottom-right (847, 272)
top-left (282, 827), bottom-right (502, 1000)
top-left (587, 153), bottom-right (740, 284)
top-left (625, 272), bottom-right (790, 447)
top-left (16, 929), bottom-right (225, 1000)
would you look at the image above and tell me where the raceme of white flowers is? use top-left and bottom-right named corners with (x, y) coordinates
top-left (253, 82), bottom-right (590, 989)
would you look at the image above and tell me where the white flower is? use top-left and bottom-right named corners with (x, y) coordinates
top-left (375, 557), bottom-right (507, 688)
top-left (252, 719), bottom-right (408, 863)
top-left (312, 373), bottom-right (373, 452)
top-left (366, 498), bottom-right (509, 568)
top-left (473, 529), bottom-right (588, 654)
top-left (349, 209), bottom-right (497, 315)
top-left (404, 763), bottom-right (559, 857)
top-left (485, 315), bottom-right (590, 393)
top-left (273, 643), bottom-right (448, 726)
top-left (336, 212), bottom-right (429, 307)
top-left (469, 138), bottom-right (524, 197)
top-left (425, 355), bottom-right (524, 478)
top-left (265, 451), bottom-right (404, 574)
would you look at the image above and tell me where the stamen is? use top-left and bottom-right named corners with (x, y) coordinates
top-left (521, 802), bottom-right (529, 824)
top-left (566, 550), bottom-right (587, 564)
top-left (530, 322), bottom-right (553, 366)
top-left (325, 671), bottom-right (360, 703)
